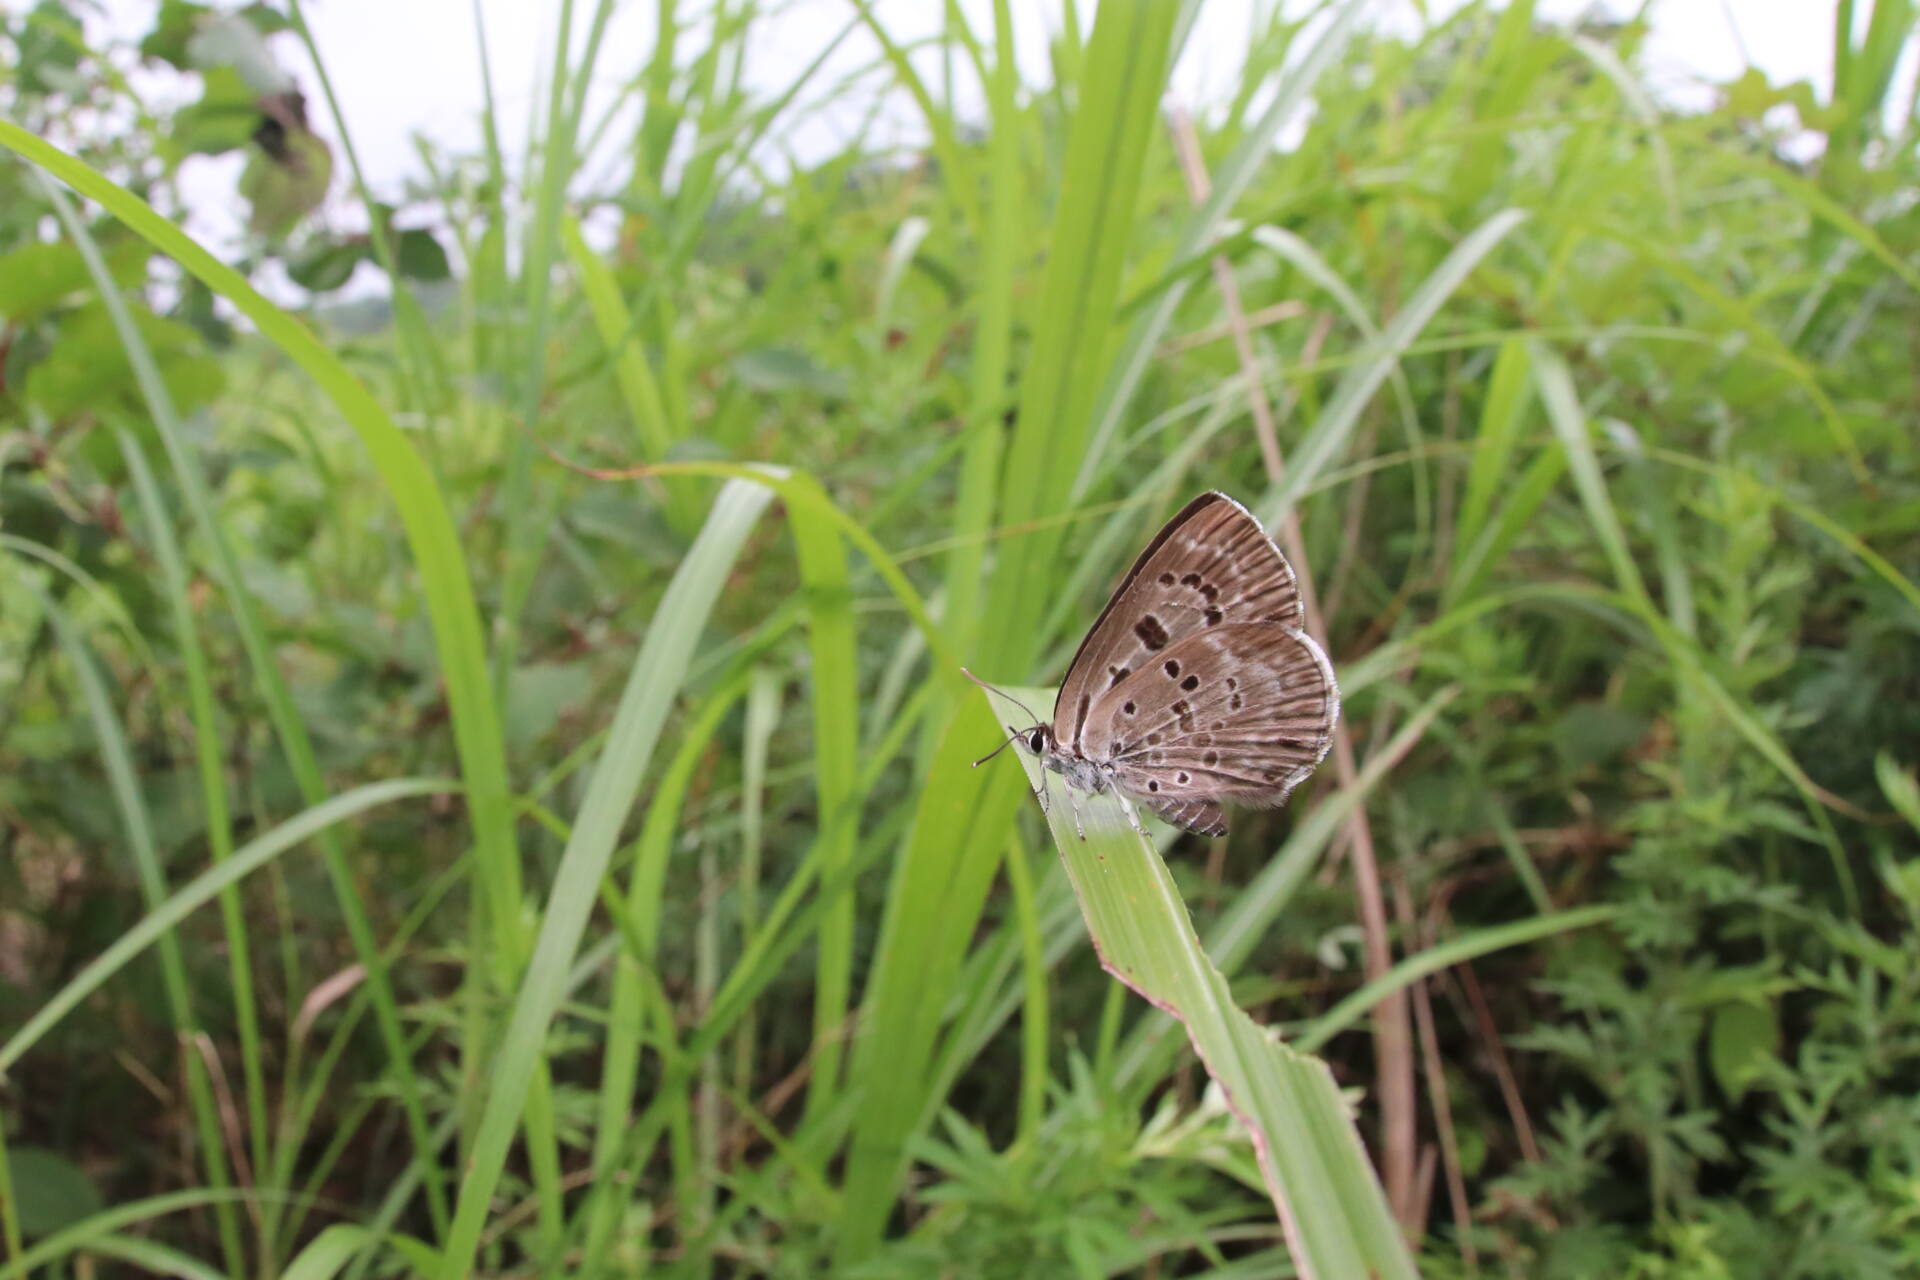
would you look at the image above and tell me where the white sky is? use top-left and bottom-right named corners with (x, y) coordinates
top-left (51, 1), bottom-right (1910, 270)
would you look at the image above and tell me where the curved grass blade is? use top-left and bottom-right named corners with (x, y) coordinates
top-left (0, 779), bottom-right (451, 1074)
top-left (1111, 688), bottom-right (1460, 1094)
top-left (62, 1235), bottom-right (227, 1280)
top-left (977, 687), bottom-right (1419, 1280)
top-left (790, 499), bottom-right (861, 1122)
top-left (21, 580), bottom-right (245, 1273)
top-left (117, 429), bottom-right (275, 1240)
top-left (438, 478), bottom-right (776, 1279)
top-left (1256, 208), bottom-right (1530, 530)
top-left (35, 170), bottom-right (464, 1237)
top-left (281, 1224), bottom-right (439, 1280)
top-left (1296, 906), bottom-right (1622, 1052)
top-left (1074, 0), bottom-right (1368, 497)
top-left (0, 1191), bottom-right (262, 1280)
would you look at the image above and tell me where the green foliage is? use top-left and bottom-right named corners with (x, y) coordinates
top-left (0, 1150), bottom-right (100, 1240)
top-left (3, 1), bottom-right (1919, 1277)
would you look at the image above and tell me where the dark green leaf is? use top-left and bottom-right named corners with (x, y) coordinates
top-left (140, 0), bottom-right (212, 69)
top-left (1709, 1001), bottom-right (1779, 1101)
top-left (7, 1146), bottom-right (104, 1238)
top-left (18, 1), bottom-right (85, 96)
top-left (165, 65), bottom-right (260, 160)
top-left (395, 228), bottom-right (451, 282)
top-left (286, 238), bottom-right (368, 293)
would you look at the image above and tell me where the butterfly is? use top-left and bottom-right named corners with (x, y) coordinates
top-left (971, 491), bottom-right (1339, 840)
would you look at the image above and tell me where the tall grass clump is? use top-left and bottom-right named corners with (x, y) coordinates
top-left (3, 1), bottom-right (1918, 1276)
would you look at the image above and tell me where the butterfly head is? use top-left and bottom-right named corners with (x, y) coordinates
top-left (961, 667), bottom-right (1060, 770)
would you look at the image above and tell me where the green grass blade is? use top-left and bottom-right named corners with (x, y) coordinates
top-left (23, 580), bottom-right (245, 1275)
top-left (577, 672), bottom-right (754, 1273)
top-left (1113, 688), bottom-right (1459, 1092)
top-left (67, 1235), bottom-right (228, 1280)
top-left (789, 494), bottom-right (861, 1121)
top-left (1297, 906), bottom-right (1622, 1052)
top-left (834, 2), bottom-right (1184, 1260)
top-left (979, 0), bottom-right (1181, 677)
top-left (0, 779), bottom-right (450, 1075)
top-left (0, 1191), bottom-right (262, 1280)
top-left (560, 214), bottom-right (702, 534)
top-left (438, 478), bottom-right (776, 1278)
top-left (1074, 1), bottom-right (1367, 496)
top-left (833, 704), bottom-right (1025, 1263)
top-left (1257, 208), bottom-right (1529, 529)
top-left (30, 165), bottom-right (466, 1238)
top-left (117, 430), bottom-right (274, 1249)
top-left (978, 687), bottom-right (1418, 1280)
top-left (1453, 336), bottom-right (1534, 558)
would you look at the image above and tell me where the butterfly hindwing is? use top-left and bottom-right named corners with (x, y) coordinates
top-left (1086, 622), bottom-right (1338, 809)
top-left (1143, 795), bottom-right (1230, 837)
top-left (1051, 493), bottom-right (1302, 752)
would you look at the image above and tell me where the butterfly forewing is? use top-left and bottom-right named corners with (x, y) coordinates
top-left (1051, 493), bottom-right (1303, 752)
top-left (1088, 623), bottom-right (1337, 815)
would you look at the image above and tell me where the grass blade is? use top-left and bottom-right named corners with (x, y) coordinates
top-left (32, 166), bottom-right (465, 1238)
top-left (1256, 208), bottom-right (1529, 529)
top-left (978, 686), bottom-right (1418, 1280)
top-left (21, 580), bottom-right (244, 1274)
top-left (1297, 906), bottom-right (1622, 1052)
top-left (0, 779), bottom-right (451, 1075)
top-left (438, 477), bottom-right (775, 1278)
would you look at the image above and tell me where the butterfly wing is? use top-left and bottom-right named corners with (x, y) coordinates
top-left (1083, 622), bottom-right (1338, 812)
top-left (1051, 492), bottom-right (1303, 752)
top-left (1143, 795), bottom-right (1230, 837)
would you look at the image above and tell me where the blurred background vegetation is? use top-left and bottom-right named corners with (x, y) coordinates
top-left (3, 0), bottom-right (1920, 1275)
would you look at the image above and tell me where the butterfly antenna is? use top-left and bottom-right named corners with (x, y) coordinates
top-left (971, 729), bottom-right (1025, 769)
top-left (958, 667), bottom-right (1046, 728)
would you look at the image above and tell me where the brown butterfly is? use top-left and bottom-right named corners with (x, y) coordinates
top-left (972, 492), bottom-right (1338, 839)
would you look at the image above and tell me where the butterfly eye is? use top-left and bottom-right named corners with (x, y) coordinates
top-left (1028, 730), bottom-right (1047, 753)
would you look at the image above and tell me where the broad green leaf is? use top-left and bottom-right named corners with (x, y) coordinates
top-left (4, 1148), bottom-right (102, 1238)
top-left (285, 236), bottom-right (368, 293)
top-left (395, 227), bottom-right (451, 282)
top-left (0, 239), bottom-right (147, 322)
top-left (22, 301), bottom-right (224, 421)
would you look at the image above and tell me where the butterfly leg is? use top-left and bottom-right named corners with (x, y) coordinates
top-left (1114, 788), bottom-right (1151, 849)
top-left (1066, 787), bottom-right (1088, 841)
